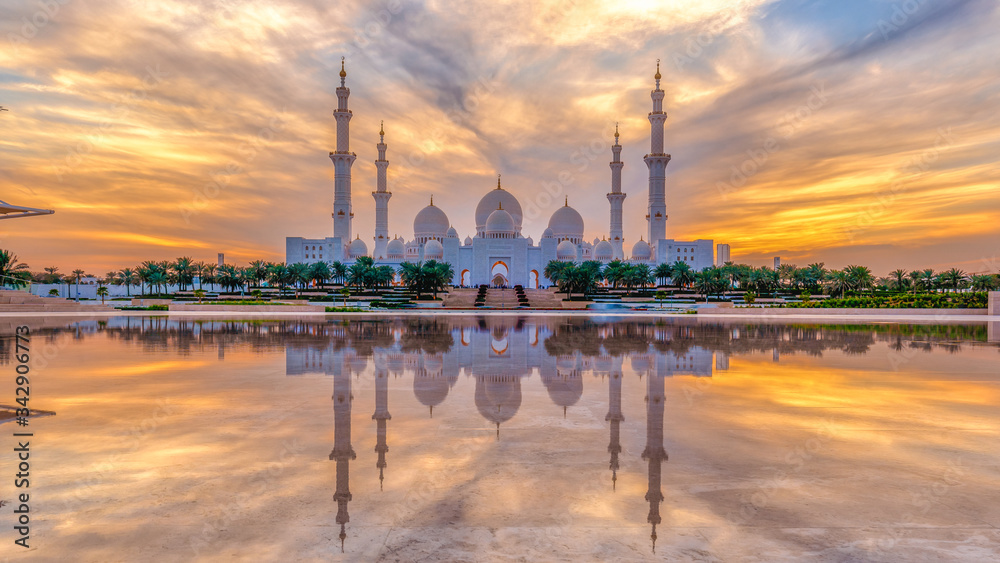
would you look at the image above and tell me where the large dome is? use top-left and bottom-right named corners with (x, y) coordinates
top-left (476, 183), bottom-right (522, 233)
top-left (556, 240), bottom-right (577, 261)
top-left (631, 238), bottom-right (651, 260)
top-left (594, 239), bottom-right (614, 261)
top-left (424, 238), bottom-right (444, 260)
top-left (485, 208), bottom-right (516, 236)
top-left (548, 200), bottom-right (584, 241)
top-left (349, 236), bottom-right (368, 258)
top-left (413, 199), bottom-right (450, 239)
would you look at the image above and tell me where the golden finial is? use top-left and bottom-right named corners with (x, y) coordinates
top-left (654, 59), bottom-right (661, 80)
top-left (430, 195), bottom-right (434, 206)
top-left (340, 57), bottom-right (346, 78)
top-left (564, 196), bottom-right (569, 207)
top-left (497, 174), bottom-right (502, 190)
top-left (498, 201), bottom-right (503, 210)
top-left (614, 122), bottom-right (619, 139)
top-left (379, 120), bottom-right (384, 136)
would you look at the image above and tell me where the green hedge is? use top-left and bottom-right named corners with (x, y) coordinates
top-left (785, 293), bottom-right (987, 309)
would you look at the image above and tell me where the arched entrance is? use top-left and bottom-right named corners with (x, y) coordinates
top-left (461, 269), bottom-right (471, 286)
top-left (529, 270), bottom-right (538, 289)
top-left (491, 261), bottom-right (509, 288)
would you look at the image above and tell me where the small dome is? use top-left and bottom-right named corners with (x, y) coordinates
top-left (414, 200), bottom-right (450, 239)
top-left (548, 202), bottom-right (584, 241)
top-left (446, 226), bottom-right (459, 238)
top-left (485, 208), bottom-right (516, 236)
top-left (424, 239), bottom-right (444, 260)
top-left (593, 237), bottom-right (600, 245)
top-left (594, 239), bottom-right (614, 260)
top-left (631, 239), bottom-right (651, 260)
top-left (464, 236), bottom-right (473, 246)
top-left (386, 238), bottom-right (405, 258)
top-left (542, 228), bottom-right (555, 239)
top-left (556, 240), bottom-right (577, 261)
top-left (349, 237), bottom-right (368, 258)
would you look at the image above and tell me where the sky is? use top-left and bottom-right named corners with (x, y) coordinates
top-left (1, 0), bottom-right (998, 276)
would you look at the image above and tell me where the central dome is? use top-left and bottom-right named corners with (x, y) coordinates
top-left (413, 199), bottom-right (449, 240)
top-left (476, 182), bottom-right (522, 234)
top-left (485, 207), bottom-right (516, 236)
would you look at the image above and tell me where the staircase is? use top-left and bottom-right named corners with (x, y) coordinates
top-left (523, 288), bottom-right (565, 309)
top-left (482, 288), bottom-right (521, 309)
top-left (441, 288), bottom-right (479, 308)
top-left (0, 290), bottom-right (115, 313)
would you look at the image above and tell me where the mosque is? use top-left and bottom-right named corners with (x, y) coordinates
top-left (286, 60), bottom-right (723, 287)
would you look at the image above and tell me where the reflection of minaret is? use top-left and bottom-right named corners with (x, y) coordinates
top-left (641, 368), bottom-right (667, 553)
top-left (605, 358), bottom-right (624, 490)
top-left (373, 353), bottom-right (391, 491)
top-left (330, 354), bottom-right (355, 552)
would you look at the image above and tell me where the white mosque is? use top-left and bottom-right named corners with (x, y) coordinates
top-left (286, 59), bottom-right (722, 288)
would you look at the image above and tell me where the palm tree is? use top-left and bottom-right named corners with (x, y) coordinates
top-left (694, 266), bottom-right (725, 301)
top-left (0, 250), bottom-right (31, 288)
top-left (424, 260), bottom-right (454, 298)
top-left (375, 265), bottom-right (396, 288)
top-left (605, 260), bottom-right (627, 289)
top-left (116, 268), bottom-right (136, 297)
top-left (919, 269), bottom-right (936, 293)
top-left (309, 262), bottom-right (332, 288)
top-left (287, 262), bottom-right (311, 296)
top-left (653, 263), bottom-right (672, 287)
top-left (248, 260), bottom-right (270, 288)
top-left (400, 262), bottom-right (424, 294)
top-left (172, 257), bottom-right (194, 291)
top-left (42, 266), bottom-right (61, 284)
top-left (96, 286), bottom-right (109, 304)
top-left (845, 265), bottom-right (874, 293)
top-left (199, 262), bottom-right (217, 291)
top-left (888, 269), bottom-right (909, 292)
top-left (330, 261), bottom-right (348, 286)
top-left (623, 264), bottom-right (652, 296)
top-left (827, 269), bottom-right (850, 297)
top-left (939, 268), bottom-right (966, 292)
top-left (544, 261), bottom-right (573, 290)
top-left (71, 268), bottom-right (86, 300)
top-left (970, 274), bottom-right (998, 292)
top-left (671, 261), bottom-right (694, 289)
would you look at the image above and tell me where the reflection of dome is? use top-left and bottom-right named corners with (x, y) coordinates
top-left (386, 238), bottom-right (405, 258)
top-left (349, 237), bottom-right (368, 258)
top-left (424, 239), bottom-right (444, 260)
top-left (476, 186), bottom-right (522, 233)
top-left (475, 375), bottom-right (522, 427)
top-left (414, 200), bottom-right (449, 240)
top-left (594, 239), bottom-right (614, 261)
top-left (485, 208), bottom-right (516, 238)
top-left (446, 226), bottom-right (458, 238)
top-left (414, 357), bottom-right (449, 416)
top-left (631, 239), bottom-right (651, 260)
top-left (543, 373), bottom-right (583, 412)
top-left (556, 240), bottom-right (577, 261)
top-left (631, 354), bottom-right (651, 374)
top-left (548, 201), bottom-right (584, 241)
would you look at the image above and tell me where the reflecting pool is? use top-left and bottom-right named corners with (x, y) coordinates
top-left (2, 316), bottom-right (998, 562)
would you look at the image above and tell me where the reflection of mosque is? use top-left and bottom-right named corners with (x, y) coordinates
top-left (289, 318), bottom-right (726, 553)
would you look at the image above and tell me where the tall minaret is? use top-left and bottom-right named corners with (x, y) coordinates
top-left (372, 121), bottom-right (391, 260)
top-left (608, 123), bottom-right (627, 260)
top-left (330, 351), bottom-right (356, 552)
top-left (644, 59), bottom-right (671, 248)
top-left (642, 365), bottom-right (668, 553)
top-left (330, 57), bottom-right (356, 255)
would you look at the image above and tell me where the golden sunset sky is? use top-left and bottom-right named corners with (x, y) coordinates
top-left (1, 0), bottom-right (998, 275)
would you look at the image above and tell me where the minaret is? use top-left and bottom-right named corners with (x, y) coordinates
top-left (330, 57), bottom-right (356, 255)
top-left (606, 359), bottom-right (625, 489)
top-left (644, 60), bottom-right (671, 248)
top-left (372, 121), bottom-right (391, 260)
top-left (641, 365), bottom-right (668, 553)
top-left (608, 123), bottom-right (627, 260)
top-left (372, 351), bottom-right (391, 491)
top-left (330, 352), bottom-right (356, 552)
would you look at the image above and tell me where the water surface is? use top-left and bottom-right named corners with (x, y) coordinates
top-left (2, 316), bottom-right (998, 562)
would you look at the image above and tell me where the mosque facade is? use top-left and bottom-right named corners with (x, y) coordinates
top-left (286, 60), bottom-right (723, 287)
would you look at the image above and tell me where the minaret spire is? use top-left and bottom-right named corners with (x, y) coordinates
top-left (331, 56), bottom-right (356, 256)
top-left (373, 121), bottom-right (392, 260)
top-left (644, 59), bottom-right (671, 251)
top-left (608, 122), bottom-right (627, 260)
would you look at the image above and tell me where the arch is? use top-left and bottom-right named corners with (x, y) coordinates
top-left (491, 273), bottom-right (508, 288)
top-left (528, 270), bottom-right (538, 289)
top-left (491, 261), bottom-right (508, 277)
top-left (461, 269), bottom-right (471, 286)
